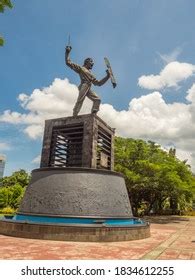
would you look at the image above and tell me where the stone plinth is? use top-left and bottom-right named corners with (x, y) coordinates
top-left (0, 219), bottom-right (150, 242)
top-left (40, 114), bottom-right (115, 170)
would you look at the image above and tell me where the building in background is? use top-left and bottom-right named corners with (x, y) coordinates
top-left (0, 155), bottom-right (6, 179)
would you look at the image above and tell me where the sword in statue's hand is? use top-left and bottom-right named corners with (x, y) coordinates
top-left (104, 57), bottom-right (117, 88)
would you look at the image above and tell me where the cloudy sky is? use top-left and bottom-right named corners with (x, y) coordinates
top-left (1, 0), bottom-right (195, 175)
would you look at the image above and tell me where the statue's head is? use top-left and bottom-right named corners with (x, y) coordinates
top-left (83, 58), bottom-right (94, 69)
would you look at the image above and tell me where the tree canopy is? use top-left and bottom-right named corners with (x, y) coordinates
top-left (0, 169), bottom-right (30, 213)
top-left (0, 169), bottom-right (30, 188)
top-left (0, 0), bottom-right (13, 46)
top-left (114, 137), bottom-right (195, 216)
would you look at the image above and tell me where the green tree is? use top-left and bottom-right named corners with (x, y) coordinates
top-left (0, 169), bottom-right (29, 211)
top-left (114, 137), bottom-right (194, 216)
top-left (0, 184), bottom-right (25, 209)
top-left (0, 0), bottom-right (13, 46)
top-left (1, 169), bottom-right (30, 188)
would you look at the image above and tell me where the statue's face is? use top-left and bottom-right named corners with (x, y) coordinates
top-left (84, 58), bottom-right (94, 69)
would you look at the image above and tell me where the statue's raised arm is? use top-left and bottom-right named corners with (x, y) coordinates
top-left (65, 46), bottom-right (81, 73)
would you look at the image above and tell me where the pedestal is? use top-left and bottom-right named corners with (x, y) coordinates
top-left (0, 114), bottom-right (150, 242)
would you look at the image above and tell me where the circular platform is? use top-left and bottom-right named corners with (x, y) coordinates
top-left (0, 218), bottom-right (150, 242)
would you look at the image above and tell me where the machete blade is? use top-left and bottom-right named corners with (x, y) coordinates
top-left (104, 57), bottom-right (117, 88)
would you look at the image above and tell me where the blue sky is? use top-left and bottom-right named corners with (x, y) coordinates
top-left (1, 0), bottom-right (195, 175)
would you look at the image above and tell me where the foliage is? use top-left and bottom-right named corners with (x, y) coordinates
top-left (0, 169), bottom-right (30, 188)
top-left (0, 206), bottom-right (15, 214)
top-left (114, 137), bottom-right (195, 216)
top-left (0, 0), bottom-right (13, 46)
top-left (0, 184), bottom-right (25, 209)
top-left (0, 0), bottom-right (12, 12)
top-left (0, 37), bottom-right (3, 46)
top-left (0, 169), bottom-right (29, 210)
top-left (184, 210), bottom-right (195, 216)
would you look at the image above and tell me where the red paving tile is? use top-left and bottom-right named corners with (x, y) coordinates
top-left (192, 253), bottom-right (195, 260)
top-left (158, 249), bottom-right (180, 259)
top-left (0, 216), bottom-right (194, 260)
top-left (178, 252), bottom-right (193, 260)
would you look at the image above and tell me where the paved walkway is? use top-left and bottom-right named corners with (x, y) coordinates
top-left (0, 216), bottom-right (194, 260)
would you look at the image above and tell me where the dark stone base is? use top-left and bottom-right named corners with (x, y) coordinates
top-left (18, 167), bottom-right (133, 218)
top-left (0, 220), bottom-right (150, 242)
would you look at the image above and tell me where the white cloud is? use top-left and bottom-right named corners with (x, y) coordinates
top-left (0, 110), bottom-right (42, 124)
top-left (0, 78), bottom-right (82, 139)
top-left (18, 78), bottom-right (78, 115)
top-left (0, 142), bottom-right (11, 151)
top-left (1, 75), bottom-right (195, 171)
top-left (99, 92), bottom-right (192, 141)
top-left (174, 149), bottom-right (191, 164)
top-left (24, 125), bottom-right (44, 139)
top-left (138, 61), bottom-right (195, 90)
top-left (186, 83), bottom-right (195, 103)
top-left (158, 47), bottom-right (182, 64)
top-left (32, 155), bottom-right (41, 165)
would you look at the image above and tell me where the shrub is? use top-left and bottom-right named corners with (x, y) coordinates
top-left (183, 210), bottom-right (195, 216)
top-left (0, 206), bottom-right (15, 214)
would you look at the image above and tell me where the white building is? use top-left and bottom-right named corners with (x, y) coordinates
top-left (0, 155), bottom-right (6, 179)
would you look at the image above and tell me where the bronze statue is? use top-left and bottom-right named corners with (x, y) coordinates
top-left (65, 45), bottom-right (112, 116)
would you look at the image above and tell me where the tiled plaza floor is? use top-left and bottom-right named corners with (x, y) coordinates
top-left (0, 216), bottom-right (194, 260)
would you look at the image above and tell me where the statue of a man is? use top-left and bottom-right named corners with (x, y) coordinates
top-left (65, 46), bottom-right (110, 116)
